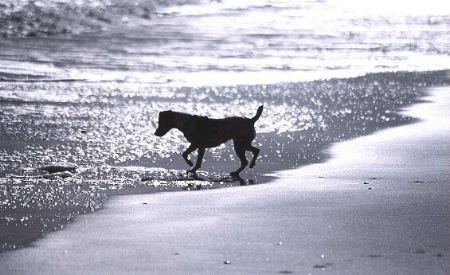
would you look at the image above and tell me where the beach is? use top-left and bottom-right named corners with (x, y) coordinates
top-left (1, 70), bottom-right (447, 253)
top-left (1, 0), bottom-right (450, 273)
top-left (0, 85), bottom-right (448, 274)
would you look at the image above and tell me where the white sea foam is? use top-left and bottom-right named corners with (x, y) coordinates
top-left (0, 0), bottom-right (449, 252)
top-left (1, 0), bottom-right (449, 85)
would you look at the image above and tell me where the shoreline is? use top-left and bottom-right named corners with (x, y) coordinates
top-left (0, 69), bottom-right (448, 254)
top-left (0, 84), bottom-right (448, 273)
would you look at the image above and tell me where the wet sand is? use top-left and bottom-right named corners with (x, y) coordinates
top-left (2, 70), bottom-right (446, 253)
top-left (0, 86), bottom-right (448, 274)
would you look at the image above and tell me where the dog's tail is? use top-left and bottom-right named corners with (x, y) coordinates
top-left (251, 105), bottom-right (264, 124)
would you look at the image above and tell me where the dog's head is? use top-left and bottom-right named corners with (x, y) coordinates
top-left (154, 110), bottom-right (174, 137)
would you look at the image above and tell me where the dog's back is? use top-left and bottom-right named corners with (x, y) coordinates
top-left (190, 116), bottom-right (220, 146)
top-left (187, 116), bottom-right (254, 148)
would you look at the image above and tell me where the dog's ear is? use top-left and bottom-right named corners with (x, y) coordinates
top-left (162, 110), bottom-right (173, 115)
top-left (159, 110), bottom-right (175, 123)
top-left (159, 110), bottom-right (172, 117)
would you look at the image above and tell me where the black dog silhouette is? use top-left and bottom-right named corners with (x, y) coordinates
top-left (155, 106), bottom-right (263, 177)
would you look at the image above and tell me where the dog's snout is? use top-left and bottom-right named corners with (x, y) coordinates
top-left (154, 126), bottom-right (169, 137)
top-left (154, 129), bottom-right (162, 136)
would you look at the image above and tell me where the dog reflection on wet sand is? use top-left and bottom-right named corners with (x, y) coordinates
top-left (154, 106), bottom-right (263, 177)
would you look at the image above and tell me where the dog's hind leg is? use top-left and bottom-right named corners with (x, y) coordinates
top-left (230, 144), bottom-right (249, 177)
top-left (248, 145), bottom-right (260, 168)
top-left (188, 147), bottom-right (205, 173)
top-left (182, 144), bottom-right (197, 167)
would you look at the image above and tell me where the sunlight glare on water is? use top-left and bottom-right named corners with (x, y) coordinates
top-left (0, 0), bottom-right (449, 252)
top-left (1, 0), bottom-right (448, 86)
top-left (142, 0), bottom-right (450, 86)
top-left (328, 0), bottom-right (448, 15)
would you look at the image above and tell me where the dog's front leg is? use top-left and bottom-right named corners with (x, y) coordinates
top-left (188, 147), bottom-right (205, 173)
top-left (183, 144), bottom-right (197, 167)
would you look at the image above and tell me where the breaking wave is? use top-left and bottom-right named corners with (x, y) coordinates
top-left (0, 0), bottom-right (211, 38)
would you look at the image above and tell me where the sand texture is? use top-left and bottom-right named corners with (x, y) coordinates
top-left (1, 70), bottom-right (446, 252)
top-left (0, 87), bottom-right (448, 274)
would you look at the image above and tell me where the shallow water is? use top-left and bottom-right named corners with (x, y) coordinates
top-left (1, 0), bottom-right (449, 85)
top-left (1, 70), bottom-right (447, 251)
top-left (0, 0), bottom-right (449, 252)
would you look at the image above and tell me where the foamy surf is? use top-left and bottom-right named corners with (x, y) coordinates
top-left (1, 70), bottom-right (447, 252)
top-left (1, 0), bottom-right (449, 254)
top-left (1, 0), bottom-right (449, 85)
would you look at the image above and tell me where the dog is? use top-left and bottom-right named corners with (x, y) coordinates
top-left (155, 105), bottom-right (263, 177)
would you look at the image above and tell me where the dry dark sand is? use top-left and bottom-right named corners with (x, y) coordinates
top-left (0, 86), bottom-right (448, 274)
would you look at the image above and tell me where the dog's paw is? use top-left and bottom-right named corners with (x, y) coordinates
top-left (187, 169), bottom-right (198, 174)
top-left (230, 171), bottom-right (240, 178)
top-left (186, 171), bottom-right (197, 177)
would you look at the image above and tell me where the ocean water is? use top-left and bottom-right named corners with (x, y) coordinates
top-left (1, 0), bottom-right (449, 84)
top-left (0, 0), bottom-right (449, 251)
